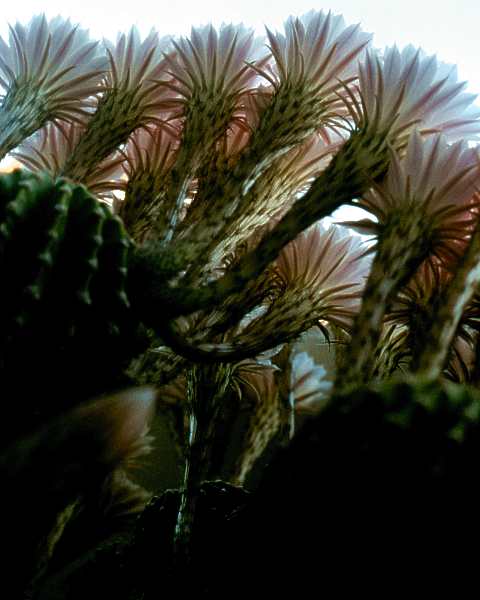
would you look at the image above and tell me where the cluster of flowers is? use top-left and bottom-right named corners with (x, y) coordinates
top-left (1, 10), bottom-right (480, 488)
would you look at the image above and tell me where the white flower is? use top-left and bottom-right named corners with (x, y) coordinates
top-left (102, 27), bottom-right (173, 124)
top-left (164, 23), bottom-right (263, 104)
top-left (159, 23), bottom-right (265, 167)
top-left (0, 14), bottom-right (107, 156)
top-left (0, 15), bottom-right (106, 113)
top-left (231, 224), bottom-right (372, 353)
top-left (60, 28), bottom-right (174, 182)
top-left (246, 10), bottom-right (371, 147)
top-left (357, 45), bottom-right (480, 142)
top-left (349, 131), bottom-right (480, 262)
top-left (272, 223), bottom-right (372, 329)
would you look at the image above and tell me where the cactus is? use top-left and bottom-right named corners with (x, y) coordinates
top-left (0, 170), bottom-right (141, 439)
top-left (0, 169), bottom-right (130, 339)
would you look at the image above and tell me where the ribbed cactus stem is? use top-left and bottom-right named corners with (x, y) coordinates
top-left (0, 170), bottom-right (132, 381)
top-left (415, 224), bottom-right (480, 381)
top-left (0, 84), bottom-right (49, 159)
top-left (335, 208), bottom-right (432, 392)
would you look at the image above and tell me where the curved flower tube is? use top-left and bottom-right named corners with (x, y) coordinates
top-left (335, 131), bottom-right (480, 390)
top-left (61, 27), bottom-right (172, 182)
top-left (0, 14), bottom-right (107, 159)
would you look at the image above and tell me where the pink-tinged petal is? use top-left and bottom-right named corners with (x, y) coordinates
top-left (102, 27), bottom-right (172, 99)
top-left (290, 351), bottom-right (332, 413)
top-left (359, 45), bottom-right (480, 142)
top-left (122, 123), bottom-right (181, 177)
top-left (261, 10), bottom-right (371, 94)
top-left (0, 15), bottom-right (107, 121)
top-left (246, 223), bottom-right (372, 336)
top-left (168, 23), bottom-right (263, 102)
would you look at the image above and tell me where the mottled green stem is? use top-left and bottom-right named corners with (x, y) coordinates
top-left (141, 125), bottom-right (389, 319)
top-left (173, 407), bottom-right (198, 565)
top-left (155, 91), bottom-right (237, 243)
top-left (335, 208), bottom-right (431, 393)
top-left (154, 153), bottom-right (197, 245)
top-left (0, 83), bottom-right (49, 159)
top-left (415, 224), bottom-right (480, 381)
top-left (62, 88), bottom-right (142, 181)
top-left (173, 363), bottom-right (232, 565)
top-left (169, 84), bottom-right (335, 270)
top-left (119, 171), bottom-right (168, 243)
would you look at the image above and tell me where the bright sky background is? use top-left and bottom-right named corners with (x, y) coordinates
top-left (1, 0), bottom-right (479, 98)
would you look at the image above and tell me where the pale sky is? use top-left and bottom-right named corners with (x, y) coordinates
top-left (1, 0), bottom-right (479, 97)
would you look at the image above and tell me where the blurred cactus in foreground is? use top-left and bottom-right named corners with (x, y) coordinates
top-left (1, 9), bottom-right (480, 598)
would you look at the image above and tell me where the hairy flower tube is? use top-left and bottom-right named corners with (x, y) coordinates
top-left (118, 123), bottom-right (182, 242)
top-left (177, 128), bottom-right (345, 285)
top-left (60, 27), bottom-right (172, 182)
top-left (152, 23), bottom-right (265, 242)
top-left (335, 132), bottom-right (480, 391)
top-left (0, 15), bottom-right (107, 159)
top-left (13, 120), bottom-right (126, 201)
top-left (152, 39), bottom-right (480, 322)
top-left (157, 10), bottom-right (371, 275)
top-left (154, 223), bottom-right (371, 363)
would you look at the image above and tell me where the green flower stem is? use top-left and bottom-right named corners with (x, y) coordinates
top-left (136, 126), bottom-right (390, 320)
top-left (167, 85), bottom-right (333, 269)
top-left (173, 364), bottom-right (232, 565)
top-left (335, 209), bottom-right (431, 393)
top-left (121, 92), bottom-right (238, 244)
top-left (415, 224), bottom-right (480, 381)
top-left (155, 93), bottom-right (238, 243)
top-left (0, 84), bottom-right (49, 159)
top-left (120, 171), bottom-right (168, 243)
